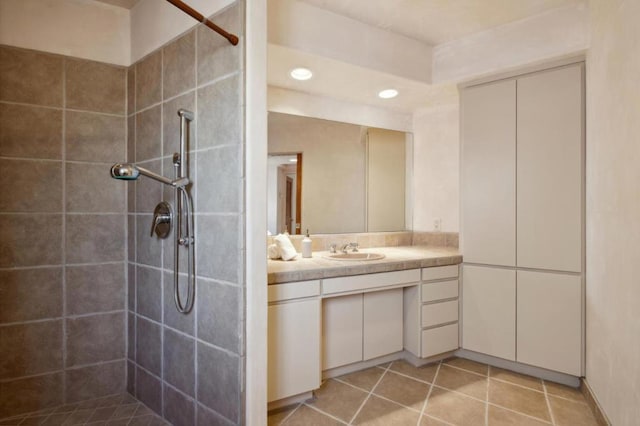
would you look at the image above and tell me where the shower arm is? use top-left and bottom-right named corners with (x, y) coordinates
top-left (135, 165), bottom-right (190, 188)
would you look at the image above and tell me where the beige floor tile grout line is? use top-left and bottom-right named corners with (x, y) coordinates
top-left (416, 360), bottom-right (441, 426)
top-left (485, 364), bottom-right (491, 426)
top-left (303, 403), bottom-right (349, 425)
top-left (346, 361), bottom-right (392, 425)
top-left (543, 380), bottom-right (557, 426)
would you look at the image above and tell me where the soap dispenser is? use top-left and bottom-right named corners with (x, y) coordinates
top-left (302, 229), bottom-right (312, 258)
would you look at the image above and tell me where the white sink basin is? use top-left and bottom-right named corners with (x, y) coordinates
top-left (325, 252), bottom-right (385, 261)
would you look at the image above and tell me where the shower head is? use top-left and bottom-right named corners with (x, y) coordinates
top-left (110, 163), bottom-right (139, 180)
top-left (110, 163), bottom-right (189, 188)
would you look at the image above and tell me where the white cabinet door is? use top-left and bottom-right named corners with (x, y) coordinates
top-left (517, 271), bottom-right (582, 376)
top-left (461, 80), bottom-right (516, 266)
top-left (322, 294), bottom-right (363, 370)
top-left (363, 288), bottom-right (403, 360)
top-left (462, 265), bottom-right (516, 361)
top-left (516, 64), bottom-right (583, 273)
top-left (268, 299), bottom-right (321, 402)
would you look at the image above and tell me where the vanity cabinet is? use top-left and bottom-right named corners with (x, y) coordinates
top-left (404, 265), bottom-right (460, 359)
top-left (460, 63), bottom-right (584, 376)
top-left (322, 270), bottom-right (418, 370)
top-left (267, 281), bottom-right (321, 403)
top-left (323, 289), bottom-right (404, 370)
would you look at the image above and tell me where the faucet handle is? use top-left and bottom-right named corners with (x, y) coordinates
top-left (329, 244), bottom-right (337, 253)
top-left (350, 242), bottom-right (359, 252)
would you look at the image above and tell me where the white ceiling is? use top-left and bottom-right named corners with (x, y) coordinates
top-left (94, 0), bottom-right (140, 9)
top-left (298, 0), bottom-right (584, 45)
top-left (269, 45), bottom-right (458, 113)
top-left (268, 0), bottom-right (586, 114)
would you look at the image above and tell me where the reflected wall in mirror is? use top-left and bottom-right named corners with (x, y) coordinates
top-left (268, 112), bottom-right (409, 234)
top-left (267, 154), bottom-right (302, 234)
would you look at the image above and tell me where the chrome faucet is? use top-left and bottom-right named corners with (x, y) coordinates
top-left (340, 242), bottom-right (359, 253)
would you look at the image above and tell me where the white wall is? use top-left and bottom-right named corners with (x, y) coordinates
top-left (268, 86), bottom-right (412, 132)
top-left (585, 0), bottom-right (640, 424)
top-left (412, 103), bottom-right (460, 232)
top-left (130, 0), bottom-right (233, 62)
top-left (433, 3), bottom-right (589, 84)
top-left (0, 0), bottom-right (130, 65)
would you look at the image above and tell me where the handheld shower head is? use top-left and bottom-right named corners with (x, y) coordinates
top-left (110, 163), bottom-right (139, 180)
top-left (110, 162), bottom-right (189, 188)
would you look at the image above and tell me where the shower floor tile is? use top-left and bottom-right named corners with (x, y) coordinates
top-left (0, 394), bottom-right (169, 426)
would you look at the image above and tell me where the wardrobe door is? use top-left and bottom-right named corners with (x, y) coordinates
top-left (517, 64), bottom-right (583, 272)
top-left (517, 270), bottom-right (582, 375)
top-left (461, 80), bottom-right (516, 266)
top-left (462, 265), bottom-right (516, 361)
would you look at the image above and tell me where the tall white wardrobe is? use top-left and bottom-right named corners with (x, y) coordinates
top-left (460, 62), bottom-right (584, 377)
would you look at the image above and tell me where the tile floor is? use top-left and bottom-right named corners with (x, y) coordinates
top-left (268, 357), bottom-right (600, 426)
top-left (0, 394), bottom-right (169, 426)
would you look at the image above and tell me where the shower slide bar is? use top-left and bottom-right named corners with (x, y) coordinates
top-left (110, 109), bottom-right (196, 314)
top-left (166, 0), bottom-right (239, 46)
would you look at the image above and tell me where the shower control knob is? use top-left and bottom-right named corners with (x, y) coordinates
top-left (151, 201), bottom-right (173, 238)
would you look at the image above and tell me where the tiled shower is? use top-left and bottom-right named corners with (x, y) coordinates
top-left (0, 2), bottom-right (246, 425)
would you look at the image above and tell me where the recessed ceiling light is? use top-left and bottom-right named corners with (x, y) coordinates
top-left (378, 89), bottom-right (398, 99)
top-left (290, 67), bottom-right (313, 81)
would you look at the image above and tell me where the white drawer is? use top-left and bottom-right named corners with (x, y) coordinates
top-left (422, 265), bottom-right (459, 282)
top-left (421, 323), bottom-right (459, 358)
top-left (421, 300), bottom-right (459, 328)
top-left (421, 280), bottom-right (459, 302)
top-left (268, 280), bottom-right (320, 303)
top-left (322, 269), bottom-right (420, 295)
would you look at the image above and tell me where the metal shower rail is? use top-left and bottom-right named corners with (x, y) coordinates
top-left (166, 0), bottom-right (239, 46)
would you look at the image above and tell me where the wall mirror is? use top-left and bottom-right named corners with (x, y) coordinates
top-left (268, 112), bottom-right (411, 234)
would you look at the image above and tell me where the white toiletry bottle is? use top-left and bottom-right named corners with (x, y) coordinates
top-left (302, 229), bottom-right (312, 258)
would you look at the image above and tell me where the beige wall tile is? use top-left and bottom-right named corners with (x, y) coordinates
top-left (127, 67), bottom-right (135, 116)
top-left (0, 214), bottom-right (63, 267)
top-left (163, 30), bottom-right (195, 100)
top-left (197, 74), bottom-right (242, 149)
top-left (162, 91), bottom-right (195, 157)
top-left (0, 320), bottom-right (63, 379)
top-left (0, 372), bottom-right (63, 418)
top-left (0, 159), bottom-right (62, 212)
top-left (65, 214), bottom-right (125, 264)
top-left (66, 162), bottom-right (125, 213)
top-left (135, 105), bottom-right (161, 162)
top-left (66, 59), bottom-right (125, 115)
top-left (66, 263), bottom-right (125, 315)
top-left (197, 4), bottom-right (242, 85)
top-left (66, 312), bottom-right (125, 367)
top-left (0, 103), bottom-right (62, 159)
top-left (135, 51), bottom-right (161, 112)
top-left (66, 361), bottom-right (125, 403)
top-left (65, 111), bottom-right (125, 163)
top-left (0, 47), bottom-right (62, 106)
top-left (0, 268), bottom-right (63, 323)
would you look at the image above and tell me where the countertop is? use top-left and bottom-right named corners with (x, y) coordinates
top-left (268, 245), bottom-right (462, 284)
